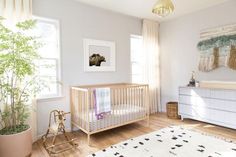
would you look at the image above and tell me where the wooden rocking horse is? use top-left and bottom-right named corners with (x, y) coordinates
top-left (42, 110), bottom-right (78, 155)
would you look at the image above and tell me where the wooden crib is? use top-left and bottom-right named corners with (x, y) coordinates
top-left (70, 83), bottom-right (149, 144)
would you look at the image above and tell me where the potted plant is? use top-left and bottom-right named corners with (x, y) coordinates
top-left (0, 17), bottom-right (41, 157)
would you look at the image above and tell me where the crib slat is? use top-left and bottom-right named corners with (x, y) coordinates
top-left (82, 91), bottom-right (84, 128)
top-left (81, 91), bottom-right (84, 129)
top-left (77, 90), bottom-right (79, 127)
top-left (136, 87), bottom-right (138, 117)
top-left (126, 88), bottom-right (129, 122)
top-left (84, 91), bottom-right (86, 128)
top-left (142, 87), bottom-right (144, 116)
top-left (140, 87), bottom-right (143, 117)
top-left (126, 87), bottom-right (129, 122)
top-left (138, 87), bottom-right (141, 118)
top-left (77, 91), bottom-right (80, 127)
top-left (86, 91), bottom-right (89, 131)
top-left (94, 89), bottom-right (97, 132)
top-left (129, 87), bottom-right (132, 122)
top-left (146, 86), bottom-right (150, 118)
top-left (83, 92), bottom-right (85, 129)
top-left (115, 88), bottom-right (118, 126)
top-left (117, 88), bottom-right (120, 124)
top-left (115, 88), bottom-right (117, 124)
top-left (111, 88), bottom-right (114, 129)
top-left (82, 92), bottom-right (85, 129)
top-left (133, 87), bottom-right (136, 120)
top-left (70, 88), bottom-right (74, 131)
top-left (139, 87), bottom-right (142, 117)
top-left (122, 88), bottom-right (126, 123)
top-left (133, 87), bottom-right (135, 121)
top-left (136, 87), bottom-right (139, 119)
top-left (108, 89), bottom-right (111, 130)
top-left (131, 87), bottom-right (133, 120)
top-left (119, 88), bottom-right (123, 124)
top-left (80, 91), bottom-right (82, 127)
top-left (86, 91), bottom-right (89, 130)
top-left (115, 88), bottom-right (118, 125)
top-left (91, 90), bottom-right (94, 132)
top-left (135, 87), bottom-right (137, 119)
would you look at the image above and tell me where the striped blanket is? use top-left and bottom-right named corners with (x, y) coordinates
top-left (93, 88), bottom-right (111, 120)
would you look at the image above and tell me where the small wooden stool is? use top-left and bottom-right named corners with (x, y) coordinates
top-left (166, 102), bottom-right (180, 119)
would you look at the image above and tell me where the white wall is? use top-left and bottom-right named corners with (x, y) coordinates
top-left (160, 0), bottom-right (236, 112)
top-left (33, 0), bottom-right (142, 136)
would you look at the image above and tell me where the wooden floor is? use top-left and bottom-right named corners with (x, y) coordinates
top-left (32, 113), bottom-right (236, 157)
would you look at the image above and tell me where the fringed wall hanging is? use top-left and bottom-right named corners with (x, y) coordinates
top-left (198, 24), bottom-right (236, 72)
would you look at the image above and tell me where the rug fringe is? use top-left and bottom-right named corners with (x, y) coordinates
top-left (175, 125), bottom-right (236, 144)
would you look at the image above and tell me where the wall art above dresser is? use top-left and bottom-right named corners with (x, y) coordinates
top-left (198, 23), bottom-right (236, 72)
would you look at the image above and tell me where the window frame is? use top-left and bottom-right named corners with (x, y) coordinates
top-left (33, 16), bottom-right (63, 100)
top-left (130, 34), bottom-right (144, 84)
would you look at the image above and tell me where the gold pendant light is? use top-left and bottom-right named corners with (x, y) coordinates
top-left (152, 0), bottom-right (174, 17)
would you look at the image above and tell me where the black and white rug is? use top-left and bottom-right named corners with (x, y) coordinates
top-left (88, 126), bottom-right (236, 157)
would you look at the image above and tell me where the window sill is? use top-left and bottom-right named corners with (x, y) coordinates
top-left (37, 95), bottom-right (64, 103)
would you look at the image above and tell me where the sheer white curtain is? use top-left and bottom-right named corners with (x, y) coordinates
top-left (0, 0), bottom-right (37, 142)
top-left (142, 19), bottom-right (161, 113)
top-left (0, 0), bottom-right (32, 22)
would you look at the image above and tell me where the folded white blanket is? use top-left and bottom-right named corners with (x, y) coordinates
top-left (93, 88), bottom-right (111, 120)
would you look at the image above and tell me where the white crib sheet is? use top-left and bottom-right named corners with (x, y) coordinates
top-left (78, 104), bottom-right (146, 132)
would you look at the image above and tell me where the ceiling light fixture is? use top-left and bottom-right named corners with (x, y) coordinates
top-left (152, 0), bottom-right (174, 17)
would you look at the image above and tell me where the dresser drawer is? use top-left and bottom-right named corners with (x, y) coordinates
top-left (179, 95), bottom-right (210, 107)
top-left (210, 99), bottom-right (236, 112)
top-left (179, 87), bottom-right (211, 97)
top-left (210, 109), bottom-right (236, 125)
top-left (179, 95), bottom-right (236, 112)
top-left (179, 104), bottom-right (210, 120)
top-left (211, 89), bottom-right (236, 101)
top-left (179, 104), bottom-right (236, 125)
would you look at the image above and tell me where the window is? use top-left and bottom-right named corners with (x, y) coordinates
top-left (34, 17), bottom-right (61, 98)
top-left (130, 35), bottom-right (145, 83)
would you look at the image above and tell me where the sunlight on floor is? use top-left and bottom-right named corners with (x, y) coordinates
top-left (180, 124), bottom-right (201, 129)
top-left (203, 124), bottom-right (215, 128)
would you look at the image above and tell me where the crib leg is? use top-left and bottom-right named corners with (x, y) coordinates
top-left (87, 134), bottom-right (91, 146)
top-left (147, 117), bottom-right (150, 127)
top-left (71, 123), bottom-right (74, 132)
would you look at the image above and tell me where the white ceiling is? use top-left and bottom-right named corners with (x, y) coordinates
top-left (74, 0), bottom-right (230, 22)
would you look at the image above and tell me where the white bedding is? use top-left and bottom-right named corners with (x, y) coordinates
top-left (77, 104), bottom-right (146, 132)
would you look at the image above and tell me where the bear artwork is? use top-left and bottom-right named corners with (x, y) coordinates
top-left (89, 54), bottom-right (106, 66)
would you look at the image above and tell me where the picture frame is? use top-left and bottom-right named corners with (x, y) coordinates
top-left (83, 39), bottom-right (116, 72)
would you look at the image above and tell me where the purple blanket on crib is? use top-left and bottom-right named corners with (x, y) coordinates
top-left (93, 88), bottom-right (111, 120)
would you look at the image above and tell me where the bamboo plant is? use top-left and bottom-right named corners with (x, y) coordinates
top-left (0, 17), bottom-right (42, 135)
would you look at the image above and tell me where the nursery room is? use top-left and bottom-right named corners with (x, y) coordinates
top-left (0, 0), bottom-right (236, 157)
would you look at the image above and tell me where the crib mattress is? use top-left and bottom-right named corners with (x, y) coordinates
top-left (76, 104), bottom-right (146, 132)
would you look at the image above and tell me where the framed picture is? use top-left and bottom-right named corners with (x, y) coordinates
top-left (83, 39), bottom-right (116, 72)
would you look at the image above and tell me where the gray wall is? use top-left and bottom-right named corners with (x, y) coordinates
top-left (160, 0), bottom-right (236, 111)
top-left (33, 0), bottom-right (142, 136)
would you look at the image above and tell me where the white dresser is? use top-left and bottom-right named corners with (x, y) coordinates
top-left (179, 86), bottom-right (236, 129)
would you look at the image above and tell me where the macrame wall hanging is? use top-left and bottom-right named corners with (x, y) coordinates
top-left (197, 24), bottom-right (236, 72)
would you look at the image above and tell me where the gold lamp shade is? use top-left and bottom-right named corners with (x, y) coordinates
top-left (152, 0), bottom-right (174, 17)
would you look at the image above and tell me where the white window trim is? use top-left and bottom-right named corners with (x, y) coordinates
top-left (130, 34), bottom-right (144, 83)
top-left (33, 16), bottom-right (63, 100)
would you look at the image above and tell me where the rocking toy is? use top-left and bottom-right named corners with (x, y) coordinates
top-left (42, 110), bottom-right (78, 155)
